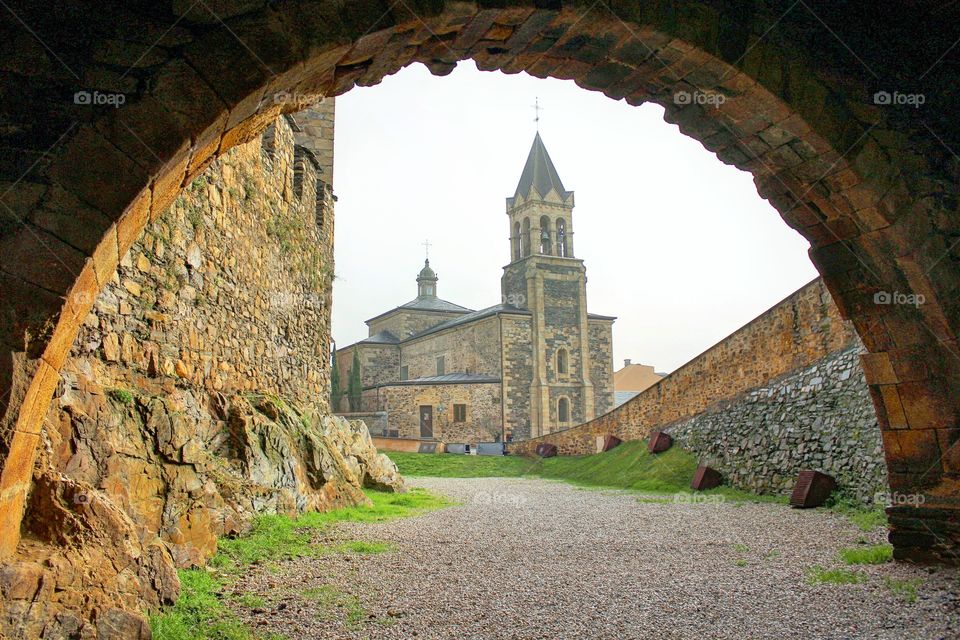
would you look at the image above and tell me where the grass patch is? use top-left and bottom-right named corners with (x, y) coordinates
top-left (302, 585), bottom-right (366, 629)
top-left (231, 594), bottom-right (266, 609)
top-left (827, 496), bottom-right (888, 532)
top-left (334, 540), bottom-right (393, 554)
top-left (107, 387), bottom-right (134, 405)
top-left (209, 488), bottom-right (449, 573)
top-left (884, 577), bottom-right (922, 603)
top-left (840, 544), bottom-right (893, 565)
top-left (806, 566), bottom-right (867, 585)
top-left (388, 451), bottom-right (540, 478)
top-left (149, 570), bottom-right (254, 640)
top-left (152, 488), bottom-right (449, 639)
top-left (388, 442), bottom-right (786, 504)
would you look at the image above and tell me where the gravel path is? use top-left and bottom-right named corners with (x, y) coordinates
top-left (235, 478), bottom-right (959, 639)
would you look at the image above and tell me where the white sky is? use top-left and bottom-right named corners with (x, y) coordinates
top-left (330, 61), bottom-right (818, 374)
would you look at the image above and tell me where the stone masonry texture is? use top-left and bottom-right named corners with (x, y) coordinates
top-left (509, 280), bottom-right (886, 502)
top-left (0, 115), bottom-right (405, 639)
top-left (2, 0), bottom-right (960, 596)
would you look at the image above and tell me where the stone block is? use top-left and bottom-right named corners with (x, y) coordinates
top-left (691, 465), bottom-right (723, 491)
top-left (647, 431), bottom-right (672, 453)
top-left (789, 470), bottom-right (836, 508)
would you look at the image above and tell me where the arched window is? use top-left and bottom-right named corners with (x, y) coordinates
top-left (522, 218), bottom-right (531, 257)
top-left (513, 221), bottom-right (521, 261)
top-left (558, 397), bottom-right (569, 423)
top-left (539, 215), bottom-right (552, 255)
top-left (556, 348), bottom-right (568, 375)
top-left (556, 218), bottom-right (567, 257)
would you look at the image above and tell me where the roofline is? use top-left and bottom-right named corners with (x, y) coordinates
top-left (364, 303), bottom-right (472, 326)
top-left (588, 313), bottom-right (617, 322)
top-left (401, 307), bottom-right (531, 344)
top-left (364, 377), bottom-right (501, 390)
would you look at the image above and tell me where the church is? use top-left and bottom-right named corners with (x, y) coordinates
top-left (333, 133), bottom-right (615, 444)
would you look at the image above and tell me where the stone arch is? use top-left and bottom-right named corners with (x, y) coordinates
top-left (1, 1), bottom-right (958, 562)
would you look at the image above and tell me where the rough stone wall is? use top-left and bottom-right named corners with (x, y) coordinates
top-left (501, 315), bottom-right (533, 441)
top-left (71, 115), bottom-right (334, 410)
top-left (367, 308), bottom-right (467, 340)
top-left (290, 98), bottom-right (335, 184)
top-left (588, 320), bottom-right (615, 417)
top-left (335, 343), bottom-right (400, 393)
top-left (665, 345), bottom-right (886, 502)
top-left (369, 382), bottom-right (502, 442)
top-left (509, 279), bottom-right (859, 455)
top-left (400, 316), bottom-right (502, 380)
top-left (0, 115), bottom-right (405, 639)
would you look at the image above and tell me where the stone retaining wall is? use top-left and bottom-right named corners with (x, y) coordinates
top-left (509, 279), bottom-right (858, 456)
top-left (507, 280), bottom-right (887, 503)
top-left (665, 345), bottom-right (886, 502)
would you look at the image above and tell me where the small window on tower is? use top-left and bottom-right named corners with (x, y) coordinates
top-left (400, 365), bottom-right (408, 381)
top-left (558, 397), bottom-right (570, 423)
top-left (557, 348), bottom-right (569, 375)
top-left (436, 356), bottom-right (445, 376)
top-left (425, 285), bottom-right (434, 295)
top-left (453, 404), bottom-right (466, 422)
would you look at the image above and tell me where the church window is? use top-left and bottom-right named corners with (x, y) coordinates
top-left (436, 356), bottom-right (445, 376)
top-left (513, 222), bottom-right (521, 261)
top-left (556, 218), bottom-right (567, 257)
top-left (556, 348), bottom-right (568, 375)
top-left (523, 217), bottom-right (532, 256)
top-left (558, 397), bottom-right (570, 423)
top-left (400, 365), bottom-right (408, 381)
top-left (539, 215), bottom-right (552, 255)
top-left (453, 404), bottom-right (466, 422)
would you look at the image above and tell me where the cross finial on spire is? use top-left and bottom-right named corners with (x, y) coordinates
top-left (422, 238), bottom-right (432, 260)
top-left (532, 97), bottom-right (542, 131)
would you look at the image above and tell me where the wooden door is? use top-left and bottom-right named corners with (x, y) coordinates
top-left (419, 405), bottom-right (433, 439)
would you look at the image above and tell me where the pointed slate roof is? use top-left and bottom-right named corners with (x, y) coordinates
top-left (511, 132), bottom-right (573, 204)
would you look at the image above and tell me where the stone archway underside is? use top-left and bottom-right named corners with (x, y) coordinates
top-left (1, 1), bottom-right (959, 562)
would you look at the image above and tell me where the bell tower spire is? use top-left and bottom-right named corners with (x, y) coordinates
top-left (500, 131), bottom-right (596, 438)
top-left (506, 132), bottom-right (575, 263)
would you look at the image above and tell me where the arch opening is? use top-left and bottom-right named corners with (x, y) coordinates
top-left (0, 1), bottom-right (958, 571)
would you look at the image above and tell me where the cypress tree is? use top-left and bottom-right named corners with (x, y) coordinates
top-left (347, 347), bottom-right (362, 412)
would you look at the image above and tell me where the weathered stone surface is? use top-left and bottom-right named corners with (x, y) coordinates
top-left (0, 114), bottom-right (404, 637)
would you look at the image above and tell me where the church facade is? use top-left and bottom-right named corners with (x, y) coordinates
top-left (334, 133), bottom-right (615, 443)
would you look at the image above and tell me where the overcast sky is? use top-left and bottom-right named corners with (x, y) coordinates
top-left (330, 61), bottom-right (818, 374)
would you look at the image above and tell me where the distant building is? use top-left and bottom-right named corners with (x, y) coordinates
top-left (334, 133), bottom-right (616, 443)
top-left (613, 359), bottom-right (665, 407)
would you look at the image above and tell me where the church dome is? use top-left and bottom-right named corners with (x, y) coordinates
top-left (418, 259), bottom-right (437, 280)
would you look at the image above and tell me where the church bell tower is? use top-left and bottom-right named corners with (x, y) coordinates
top-left (501, 133), bottom-right (595, 438)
